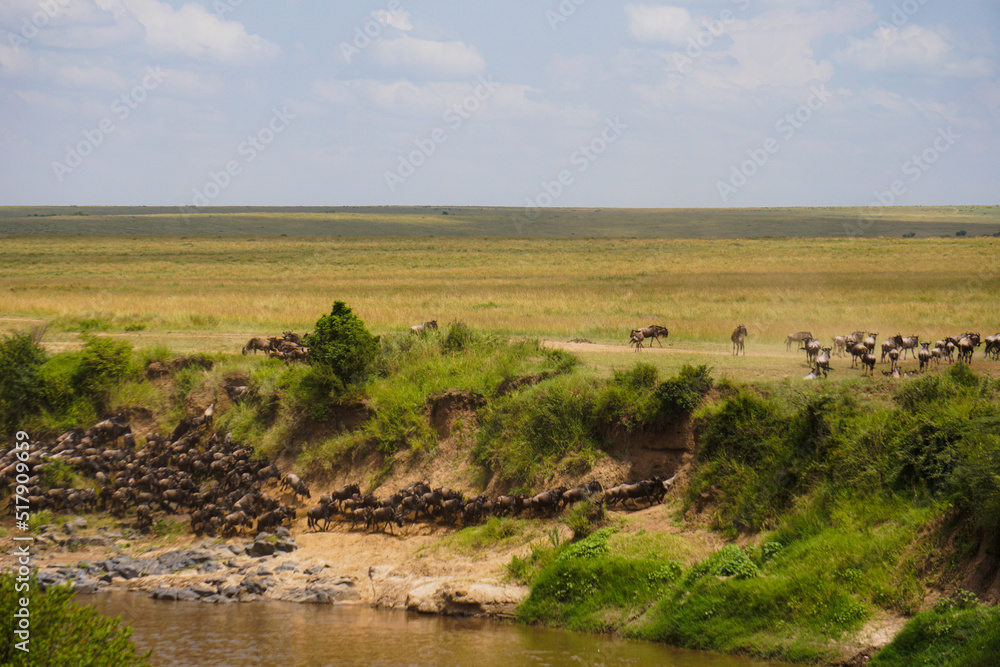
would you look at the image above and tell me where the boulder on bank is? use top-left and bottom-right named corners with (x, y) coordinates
top-left (405, 580), bottom-right (528, 619)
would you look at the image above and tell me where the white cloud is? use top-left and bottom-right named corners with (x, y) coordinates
top-left (838, 25), bottom-right (993, 77)
top-left (372, 37), bottom-right (485, 79)
top-left (96, 0), bottom-right (280, 64)
top-left (625, 5), bottom-right (694, 45)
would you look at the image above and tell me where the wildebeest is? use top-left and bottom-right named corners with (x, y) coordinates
top-left (634, 325), bottom-right (668, 347)
top-left (410, 320), bottom-right (438, 335)
top-left (561, 480), bottom-right (603, 507)
top-left (366, 507), bottom-right (403, 534)
top-left (917, 342), bottom-right (933, 372)
top-left (814, 348), bottom-right (832, 378)
top-left (802, 338), bottom-right (822, 365)
top-left (786, 331), bottom-right (813, 351)
top-left (242, 337), bottom-right (272, 355)
top-left (849, 342), bottom-right (868, 368)
top-left (731, 324), bottom-right (747, 356)
top-left (629, 330), bottom-right (645, 351)
top-left (860, 351), bottom-right (877, 376)
top-left (280, 473), bottom-right (311, 499)
top-left (880, 338), bottom-right (897, 363)
top-left (863, 332), bottom-right (879, 354)
top-left (892, 335), bottom-right (920, 360)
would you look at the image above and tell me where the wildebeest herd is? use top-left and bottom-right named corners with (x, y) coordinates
top-left (304, 476), bottom-right (673, 536)
top-left (787, 330), bottom-right (998, 379)
top-left (1, 411), bottom-right (301, 537)
top-left (242, 331), bottom-right (309, 362)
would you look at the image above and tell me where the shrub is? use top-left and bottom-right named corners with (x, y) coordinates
top-left (304, 301), bottom-right (380, 393)
top-left (564, 499), bottom-right (606, 540)
top-left (648, 364), bottom-right (713, 425)
top-left (440, 321), bottom-right (478, 353)
top-left (871, 591), bottom-right (1000, 666)
top-left (0, 332), bottom-right (47, 435)
top-left (0, 574), bottom-right (150, 666)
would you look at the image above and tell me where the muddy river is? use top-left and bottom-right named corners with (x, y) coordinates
top-left (83, 592), bottom-right (798, 667)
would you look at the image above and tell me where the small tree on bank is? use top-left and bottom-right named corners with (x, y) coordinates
top-left (304, 301), bottom-right (380, 395)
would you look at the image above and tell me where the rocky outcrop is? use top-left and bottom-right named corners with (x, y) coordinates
top-left (405, 580), bottom-right (528, 618)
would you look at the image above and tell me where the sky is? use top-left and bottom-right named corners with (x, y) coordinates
top-left (0, 0), bottom-right (997, 208)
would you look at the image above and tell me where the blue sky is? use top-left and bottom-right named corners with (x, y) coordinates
top-left (1, 0), bottom-right (997, 207)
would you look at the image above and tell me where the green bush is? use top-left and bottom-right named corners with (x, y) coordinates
top-left (440, 321), bottom-right (478, 353)
top-left (304, 301), bottom-right (380, 393)
top-left (0, 574), bottom-right (150, 666)
top-left (648, 364), bottom-right (713, 425)
top-left (0, 333), bottom-right (47, 435)
top-left (871, 592), bottom-right (1000, 667)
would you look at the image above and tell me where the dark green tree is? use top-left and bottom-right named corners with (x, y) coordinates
top-left (304, 301), bottom-right (380, 393)
top-left (0, 574), bottom-right (151, 666)
top-left (0, 333), bottom-right (47, 435)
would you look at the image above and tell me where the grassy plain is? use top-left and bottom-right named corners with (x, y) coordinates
top-left (2, 236), bottom-right (998, 344)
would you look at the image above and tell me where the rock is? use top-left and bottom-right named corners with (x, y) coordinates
top-left (151, 588), bottom-right (199, 602)
top-left (406, 581), bottom-right (528, 618)
top-left (198, 561), bottom-right (223, 574)
top-left (304, 565), bottom-right (326, 576)
top-left (189, 583), bottom-right (217, 598)
top-left (248, 541), bottom-right (276, 558)
top-left (116, 565), bottom-right (141, 581)
top-left (69, 517), bottom-right (88, 530)
top-left (241, 576), bottom-right (268, 595)
top-left (274, 540), bottom-right (297, 553)
top-left (99, 573), bottom-right (114, 584)
top-left (61, 523), bottom-right (77, 535)
top-left (274, 527), bottom-right (291, 539)
top-left (275, 562), bottom-right (300, 574)
top-left (73, 581), bottom-right (99, 595)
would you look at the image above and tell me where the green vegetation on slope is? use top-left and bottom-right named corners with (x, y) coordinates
top-left (0, 575), bottom-right (150, 666)
top-left (512, 364), bottom-right (1000, 665)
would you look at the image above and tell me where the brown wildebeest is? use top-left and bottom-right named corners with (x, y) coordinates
top-left (802, 338), bottom-right (821, 364)
top-left (892, 335), bottom-right (920, 360)
top-left (860, 351), bottom-right (877, 376)
top-left (410, 320), bottom-right (438, 335)
top-left (863, 333), bottom-right (879, 353)
top-left (242, 337), bottom-right (272, 355)
top-left (849, 342), bottom-right (868, 368)
top-left (629, 330), bottom-right (645, 351)
top-left (634, 325), bottom-right (668, 347)
top-left (731, 324), bottom-right (747, 356)
top-left (917, 343), bottom-right (933, 371)
top-left (786, 331), bottom-right (813, 351)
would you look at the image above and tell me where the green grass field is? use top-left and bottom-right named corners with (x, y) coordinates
top-left (2, 207), bottom-right (998, 382)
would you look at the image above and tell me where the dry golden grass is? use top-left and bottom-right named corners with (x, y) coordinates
top-left (2, 236), bottom-right (997, 347)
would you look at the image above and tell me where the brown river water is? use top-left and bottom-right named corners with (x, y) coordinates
top-left (82, 592), bottom-right (797, 667)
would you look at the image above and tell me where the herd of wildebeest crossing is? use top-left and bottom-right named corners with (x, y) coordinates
top-left (2, 408), bottom-right (672, 540)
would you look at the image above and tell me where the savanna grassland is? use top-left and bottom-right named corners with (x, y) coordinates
top-left (1, 232), bottom-right (997, 379)
top-left (3, 207), bottom-right (1000, 665)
